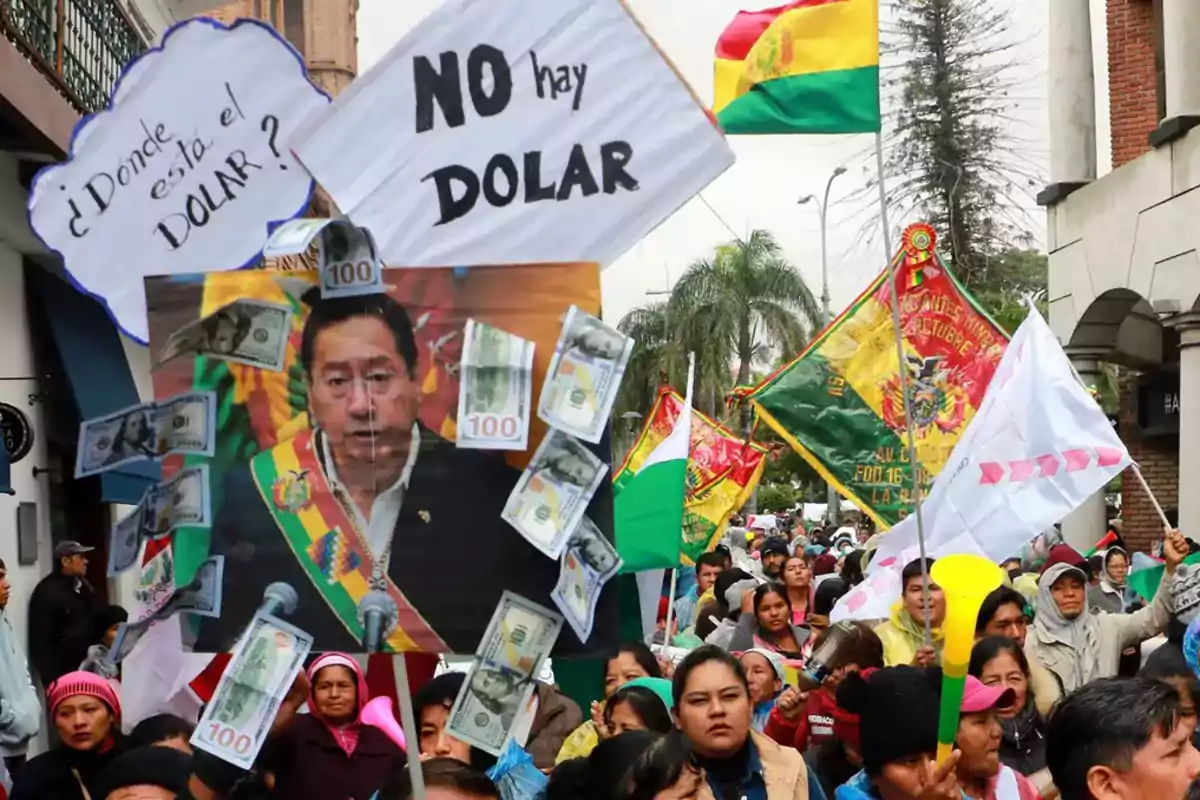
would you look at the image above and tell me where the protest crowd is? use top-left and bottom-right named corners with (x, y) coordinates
top-left (4, 0), bottom-right (1197, 796)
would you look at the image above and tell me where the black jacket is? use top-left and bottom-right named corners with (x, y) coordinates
top-left (27, 572), bottom-right (97, 684)
top-left (196, 428), bottom-right (617, 655)
top-left (998, 704), bottom-right (1048, 776)
top-left (268, 714), bottom-right (405, 800)
top-left (11, 740), bottom-right (124, 800)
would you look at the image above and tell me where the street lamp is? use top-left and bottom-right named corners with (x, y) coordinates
top-left (798, 165), bottom-right (847, 524)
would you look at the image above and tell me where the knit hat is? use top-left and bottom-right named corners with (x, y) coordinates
top-left (832, 667), bottom-right (877, 751)
top-left (93, 746), bottom-right (192, 798)
top-left (48, 670), bottom-right (121, 722)
top-left (812, 553), bottom-right (838, 576)
top-left (836, 666), bottom-right (940, 776)
top-left (737, 648), bottom-right (786, 683)
top-left (1040, 544), bottom-right (1086, 575)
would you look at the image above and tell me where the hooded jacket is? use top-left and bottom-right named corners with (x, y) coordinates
top-left (874, 604), bottom-right (944, 666)
top-left (1026, 561), bottom-right (1173, 704)
top-left (0, 609), bottom-right (39, 756)
top-left (268, 652), bottom-right (405, 800)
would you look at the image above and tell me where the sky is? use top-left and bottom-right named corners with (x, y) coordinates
top-left (356, 0), bottom-right (1111, 326)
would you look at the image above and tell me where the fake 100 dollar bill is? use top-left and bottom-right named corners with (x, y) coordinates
top-left (263, 218), bottom-right (383, 299)
top-left (456, 319), bottom-right (535, 450)
top-left (445, 592), bottom-right (563, 756)
top-left (537, 305), bottom-right (633, 444)
top-left (500, 428), bottom-right (608, 560)
top-left (191, 610), bottom-right (313, 769)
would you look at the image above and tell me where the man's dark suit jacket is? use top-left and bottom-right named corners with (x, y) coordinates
top-left (195, 427), bottom-right (616, 655)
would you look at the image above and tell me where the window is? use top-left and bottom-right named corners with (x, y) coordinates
top-left (284, 0), bottom-right (305, 56)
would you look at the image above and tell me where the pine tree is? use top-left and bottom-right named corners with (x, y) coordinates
top-left (873, 0), bottom-right (1042, 290)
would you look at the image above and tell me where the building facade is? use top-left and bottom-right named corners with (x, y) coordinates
top-left (1044, 0), bottom-right (1200, 552)
top-left (0, 0), bottom-right (357, 699)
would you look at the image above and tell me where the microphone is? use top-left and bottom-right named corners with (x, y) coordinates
top-left (260, 582), bottom-right (299, 617)
top-left (357, 591), bottom-right (398, 653)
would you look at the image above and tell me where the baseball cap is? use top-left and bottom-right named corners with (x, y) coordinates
top-left (54, 541), bottom-right (95, 558)
top-left (960, 675), bottom-right (1016, 714)
top-left (761, 538), bottom-right (789, 558)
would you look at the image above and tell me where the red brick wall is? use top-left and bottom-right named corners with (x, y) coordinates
top-left (1119, 372), bottom-right (1179, 553)
top-left (1108, 0), bottom-right (1160, 168)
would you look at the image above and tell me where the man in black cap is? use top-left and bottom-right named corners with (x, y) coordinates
top-left (761, 537), bottom-right (790, 581)
top-left (27, 541), bottom-right (97, 684)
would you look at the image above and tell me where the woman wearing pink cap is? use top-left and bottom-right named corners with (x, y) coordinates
top-left (10, 670), bottom-right (124, 800)
top-left (955, 675), bottom-right (1041, 800)
top-left (267, 652), bottom-right (405, 800)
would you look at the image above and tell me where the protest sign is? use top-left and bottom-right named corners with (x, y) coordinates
top-left (290, 0), bottom-right (734, 268)
top-left (146, 264), bottom-right (618, 655)
top-left (27, 18), bottom-right (329, 343)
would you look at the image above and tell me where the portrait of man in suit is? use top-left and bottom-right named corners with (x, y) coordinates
top-left (194, 285), bottom-right (615, 655)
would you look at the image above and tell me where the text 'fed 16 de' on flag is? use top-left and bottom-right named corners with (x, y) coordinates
top-left (739, 224), bottom-right (1008, 528)
top-left (713, 0), bottom-right (881, 134)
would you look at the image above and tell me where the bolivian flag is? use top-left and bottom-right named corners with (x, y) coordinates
top-left (713, 0), bottom-right (881, 135)
top-left (741, 224), bottom-right (1007, 528)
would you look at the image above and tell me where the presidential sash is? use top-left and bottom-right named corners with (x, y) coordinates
top-left (249, 429), bottom-right (448, 652)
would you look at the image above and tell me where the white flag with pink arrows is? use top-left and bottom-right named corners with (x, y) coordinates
top-left (871, 307), bottom-right (1129, 568)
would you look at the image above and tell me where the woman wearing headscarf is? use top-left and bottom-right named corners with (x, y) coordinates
top-left (1025, 531), bottom-right (1186, 709)
top-left (11, 671), bottom-right (124, 800)
top-left (1087, 547), bottom-right (1131, 614)
top-left (268, 652), bottom-right (405, 799)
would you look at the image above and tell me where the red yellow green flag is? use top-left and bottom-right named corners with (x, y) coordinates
top-left (742, 224), bottom-right (1007, 528)
top-left (615, 388), bottom-right (767, 565)
top-left (713, 0), bottom-right (880, 134)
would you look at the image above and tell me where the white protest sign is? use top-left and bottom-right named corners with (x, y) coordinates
top-left (27, 18), bottom-right (330, 343)
top-left (290, 0), bottom-right (735, 268)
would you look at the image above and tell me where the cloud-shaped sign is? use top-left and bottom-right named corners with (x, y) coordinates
top-left (27, 18), bottom-right (329, 343)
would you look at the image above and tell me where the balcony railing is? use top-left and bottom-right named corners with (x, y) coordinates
top-left (1, 0), bottom-right (146, 115)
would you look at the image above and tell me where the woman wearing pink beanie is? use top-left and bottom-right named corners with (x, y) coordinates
top-left (11, 671), bottom-right (124, 800)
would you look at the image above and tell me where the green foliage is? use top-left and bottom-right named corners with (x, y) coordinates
top-left (615, 230), bottom-right (821, 423)
top-left (969, 248), bottom-right (1048, 334)
top-left (758, 483), bottom-right (802, 513)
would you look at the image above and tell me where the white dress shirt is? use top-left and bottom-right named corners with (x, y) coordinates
top-left (319, 424), bottom-right (421, 566)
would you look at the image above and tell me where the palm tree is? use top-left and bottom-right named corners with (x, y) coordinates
top-left (615, 230), bottom-right (822, 427)
top-left (669, 229), bottom-right (823, 430)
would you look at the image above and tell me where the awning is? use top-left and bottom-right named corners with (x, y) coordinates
top-left (27, 267), bottom-right (160, 504)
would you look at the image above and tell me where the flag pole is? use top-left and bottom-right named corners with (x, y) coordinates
top-left (874, 131), bottom-right (933, 645)
top-left (662, 568), bottom-right (679, 646)
top-left (661, 352), bottom-right (696, 648)
top-left (393, 654), bottom-right (427, 800)
top-left (1131, 463), bottom-right (1172, 533)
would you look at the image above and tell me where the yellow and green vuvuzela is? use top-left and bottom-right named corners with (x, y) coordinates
top-left (713, 0), bottom-right (880, 135)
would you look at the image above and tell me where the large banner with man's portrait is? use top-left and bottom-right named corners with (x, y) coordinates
top-left (146, 263), bottom-right (617, 655)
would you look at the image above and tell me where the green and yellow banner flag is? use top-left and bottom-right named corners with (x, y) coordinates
top-left (742, 224), bottom-right (1007, 528)
top-left (615, 388), bottom-right (767, 568)
top-left (713, 0), bottom-right (880, 135)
